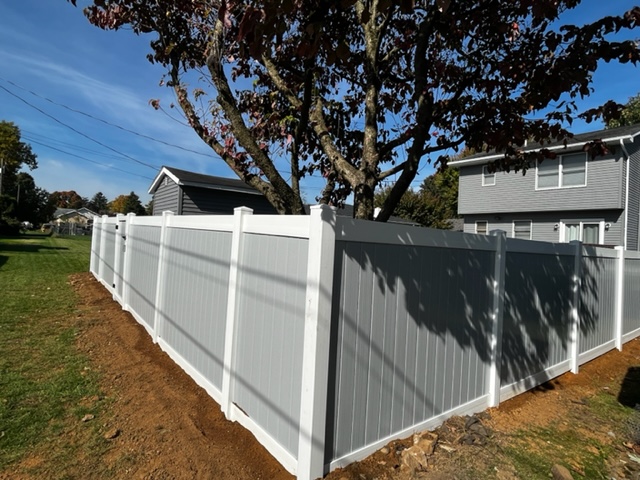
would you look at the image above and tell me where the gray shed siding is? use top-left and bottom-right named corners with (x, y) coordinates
top-left (181, 186), bottom-right (277, 215)
top-left (463, 211), bottom-right (624, 246)
top-left (328, 241), bottom-right (493, 461)
top-left (458, 152), bottom-right (624, 215)
top-left (152, 178), bottom-right (179, 215)
top-left (627, 142), bottom-right (640, 250)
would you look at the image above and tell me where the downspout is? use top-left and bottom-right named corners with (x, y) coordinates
top-left (621, 138), bottom-right (631, 250)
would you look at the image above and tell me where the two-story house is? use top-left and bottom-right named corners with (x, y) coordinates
top-left (450, 123), bottom-right (640, 249)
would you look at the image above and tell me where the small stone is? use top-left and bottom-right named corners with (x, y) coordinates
top-left (438, 444), bottom-right (456, 453)
top-left (551, 464), bottom-right (574, 480)
top-left (81, 414), bottom-right (95, 422)
top-left (413, 432), bottom-right (438, 456)
top-left (401, 445), bottom-right (429, 473)
top-left (104, 428), bottom-right (120, 440)
top-left (380, 446), bottom-right (390, 455)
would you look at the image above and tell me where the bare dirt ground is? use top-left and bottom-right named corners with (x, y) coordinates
top-left (5, 272), bottom-right (640, 479)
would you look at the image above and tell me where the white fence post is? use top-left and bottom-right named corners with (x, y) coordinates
top-left (112, 214), bottom-right (126, 300)
top-left (298, 205), bottom-right (337, 480)
top-left (221, 207), bottom-right (253, 418)
top-left (569, 240), bottom-right (582, 374)
top-left (488, 230), bottom-right (507, 407)
top-left (89, 215), bottom-right (98, 275)
top-left (615, 246), bottom-right (626, 351)
top-left (122, 213), bottom-right (136, 312)
top-left (152, 211), bottom-right (174, 343)
top-left (98, 215), bottom-right (108, 282)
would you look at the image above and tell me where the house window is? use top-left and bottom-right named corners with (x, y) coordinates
top-left (476, 221), bottom-right (488, 235)
top-left (513, 220), bottom-right (532, 240)
top-left (560, 220), bottom-right (604, 244)
top-left (482, 166), bottom-right (496, 186)
top-left (536, 152), bottom-right (586, 189)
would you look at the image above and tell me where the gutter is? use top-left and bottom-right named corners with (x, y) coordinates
top-left (620, 138), bottom-right (631, 250)
top-left (450, 133), bottom-right (636, 167)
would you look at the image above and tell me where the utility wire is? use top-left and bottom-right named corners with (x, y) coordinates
top-left (0, 83), bottom-right (160, 170)
top-left (1, 77), bottom-right (213, 158)
top-left (23, 137), bottom-right (154, 181)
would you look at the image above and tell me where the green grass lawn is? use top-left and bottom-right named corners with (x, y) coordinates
top-left (0, 234), bottom-right (103, 472)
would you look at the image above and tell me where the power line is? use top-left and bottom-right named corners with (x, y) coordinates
top-left (23, 136), bottom-right (154, 181)
top-left (1, 77), bottom-right (214, 158)
top-left (0, 83), bottom-right (160, 170)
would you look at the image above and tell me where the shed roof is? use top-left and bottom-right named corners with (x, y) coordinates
top-left (148, 166), bottom-right (263, 195)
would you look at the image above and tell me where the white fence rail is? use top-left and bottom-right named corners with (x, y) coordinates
top-left (90, 207), bottom-right (640, 480)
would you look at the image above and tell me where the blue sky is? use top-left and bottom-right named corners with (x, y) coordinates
top-left (0, 1), bottom-right (639, 206)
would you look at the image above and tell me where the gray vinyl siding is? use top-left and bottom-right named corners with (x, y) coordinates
top-left (627, 142), bottom-right (640, 250)
top-left (181, 186), bottom-right (277, 215)
top-left (152, 177), bottom-right (179, 215)
top-left (463, 211), bottom-right (624, 247)
top-left (459, 152), bottom-right (624, 215)
top-left (328, 241), bottom-right (492, 461)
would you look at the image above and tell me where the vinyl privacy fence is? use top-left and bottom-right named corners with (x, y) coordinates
top-left (90, 206), bottom-right (640, 480)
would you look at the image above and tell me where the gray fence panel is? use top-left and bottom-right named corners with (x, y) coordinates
top-left (102, 223), bottom-right (117, 289)
top-left (579, 255), bottom-right (617, 353)
top-left (160, 228), bottom-right (232, 390)
top-left (233, 233), bottom-right (309, 457)
top-left (624, 257), bottom-right (640, 335)
top-left (91, 221), bottom-right (102, 275)
top-left (501, 252), bottom-right (574, 386)
top-left (127, 224), bottom-right (162, 330)
top-left (329, 241), bottom-right (493, 461)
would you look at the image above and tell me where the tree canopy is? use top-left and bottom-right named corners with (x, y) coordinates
top-left (109, 191), bottom-right (146, 215)
top-left (0, 121), bottom-right (37, 197)
top-left (606, 93), bottom-right (640, 128)
top-left (49, 190), bottom-right (85, 209)
top-left (79, 0), bottom-right (640, 220)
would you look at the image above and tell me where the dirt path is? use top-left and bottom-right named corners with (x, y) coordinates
top-left (6, 272), bottom-right (640, 479)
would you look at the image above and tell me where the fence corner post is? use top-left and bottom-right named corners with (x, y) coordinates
top-left (122, 212), bottom-right (136, 311)
top-left (569, 240), bottom-right (583, 374)
top-left (615, 245), bottom-right (626, 351)
top-left (221, 206), bottom-right (253, 419)
top-left (152, 210), bottom-right (174, 344)
top-left (488, 230), bottom-right (507, 408)
top-left (298, 205), bottom-right (337, 480)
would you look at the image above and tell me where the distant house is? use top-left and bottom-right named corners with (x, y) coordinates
top-left (450, 123), bottom-right (640, 249)
top-left (148, 166), bottom-right (277, 216)
top-left (53, 207), bottom-right (98, 225)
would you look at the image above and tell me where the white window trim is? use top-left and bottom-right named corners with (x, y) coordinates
top-left (559, 219), bottom-right (605, 244)
top-left (535, 152), bottom-right (588, 191)
top-left (512, 220), bottom-right (532, 240)
top-left (482, 165), bottom-right (496, 186)
top-left (475, 220), bottom-right (488, 235)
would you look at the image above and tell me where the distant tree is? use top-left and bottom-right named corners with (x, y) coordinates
top-left (109, 192), bottom-right (146, 215)
top-left (50, 190), bottom-right (85, 209)
top-left (88, 192), bottom-right (109, 215)
top-left (78, 0), bottom-right (640, 220)
top-left (0, 121), bottom-right (37, 198)
top-left (606, 93), bottom-right (640, 128)
top-left (374, 167), bottom-right (459, 228)
top-left (13, 173), bottom-right (56, 225)
top-left (123, 191), bottom-right (146, 215)
top-left (145, 199), bottom-right (153, 216)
